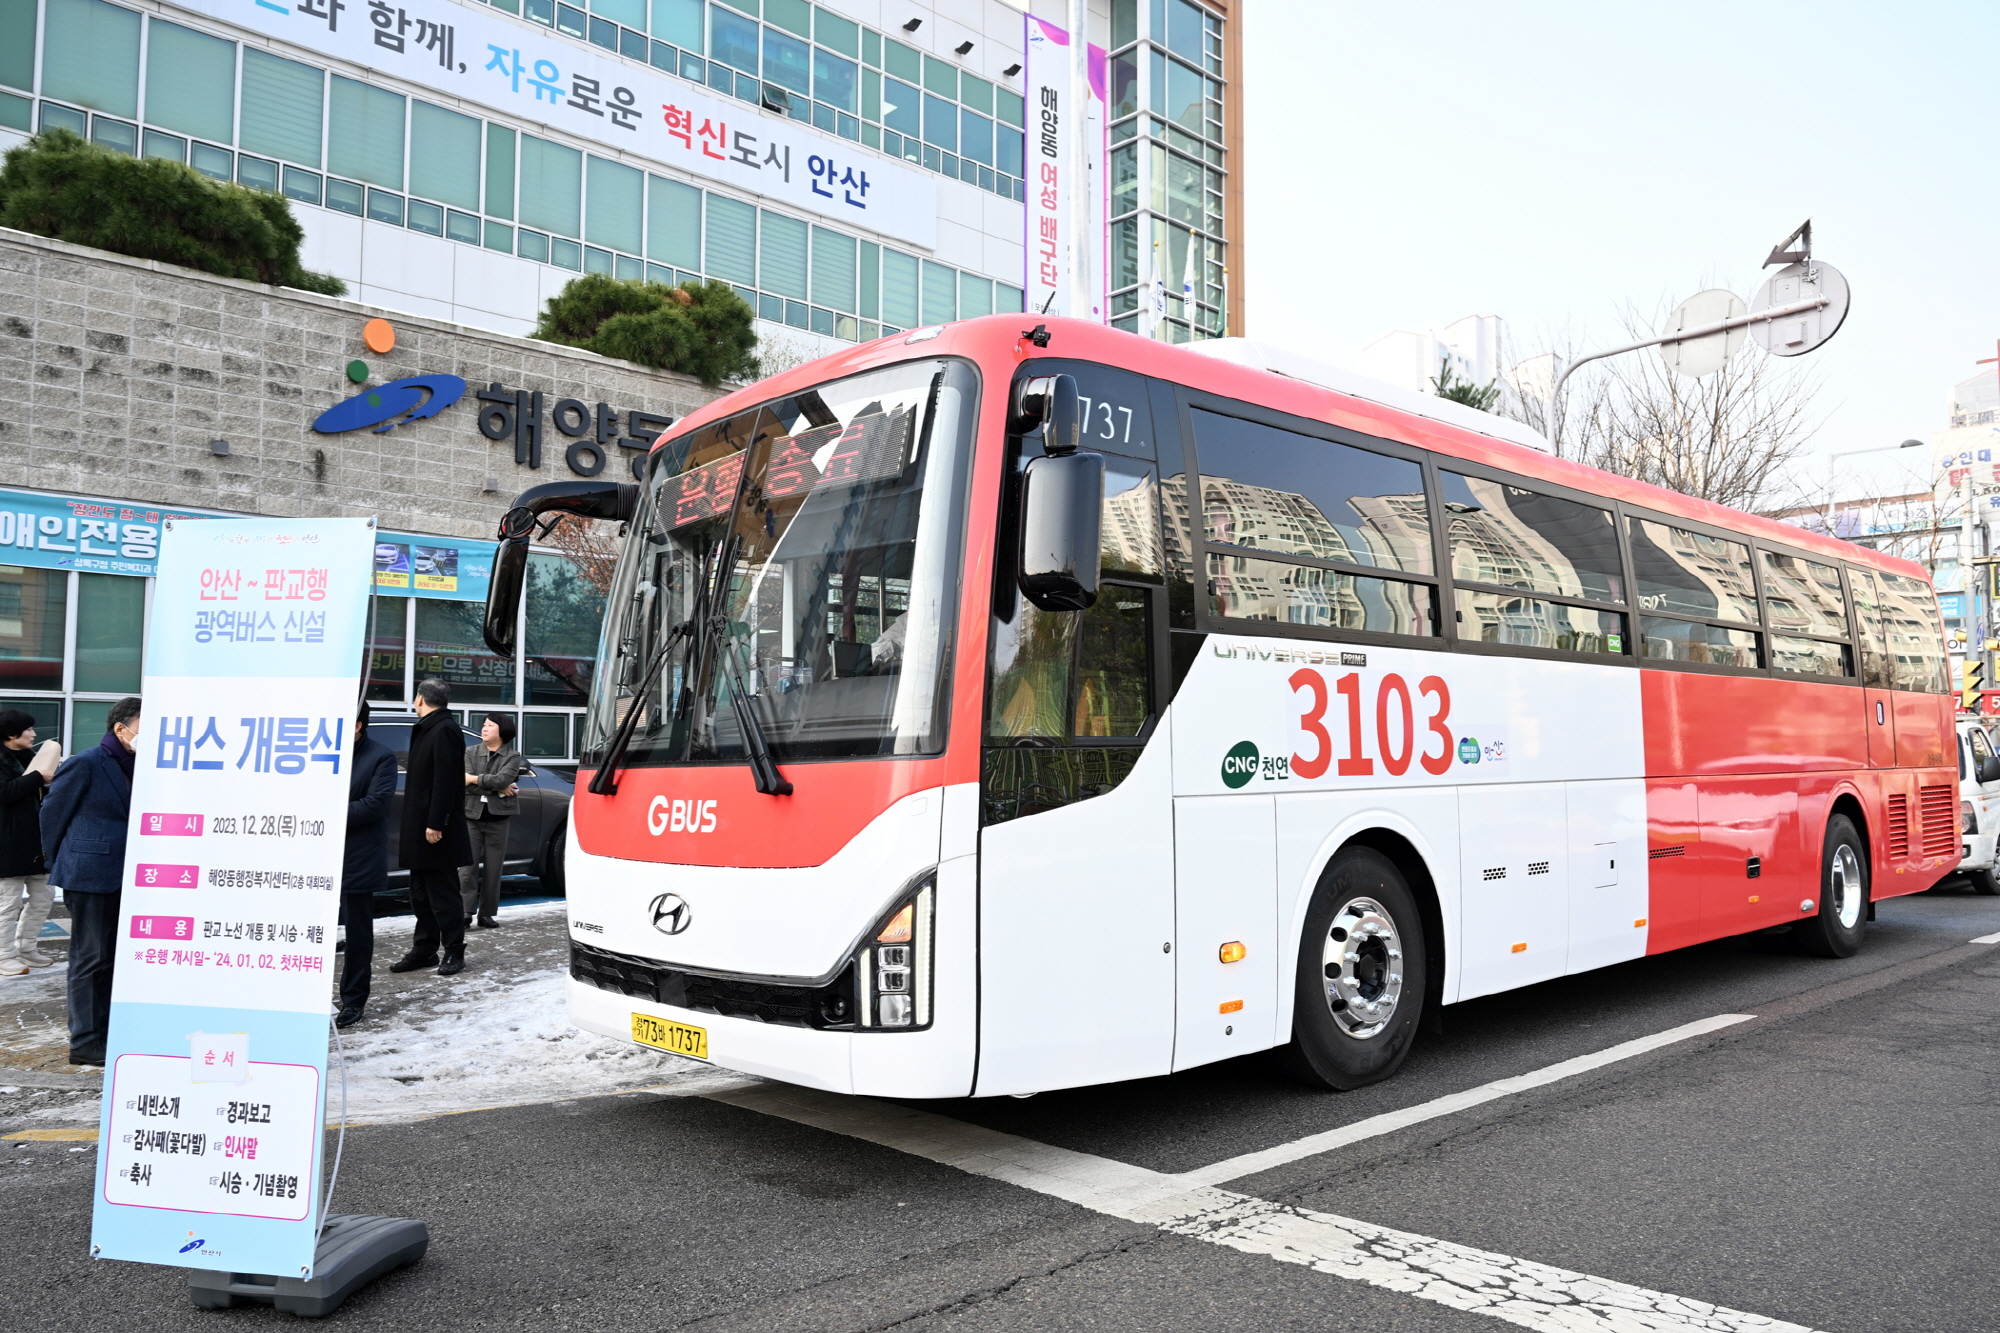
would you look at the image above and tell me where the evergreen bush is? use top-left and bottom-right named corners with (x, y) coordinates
top-left (531, 274), bottom-right (759, 386)
top-left (0, 129), bottom-right (346, 296)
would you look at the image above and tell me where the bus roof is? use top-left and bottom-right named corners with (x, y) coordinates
top-left (659, 316), bottom-right (1931, 584)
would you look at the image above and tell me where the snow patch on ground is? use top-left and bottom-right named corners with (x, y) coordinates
top-left (331, 901), bottom-right (711, 1121)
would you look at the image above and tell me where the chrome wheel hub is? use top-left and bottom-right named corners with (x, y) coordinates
top-left (1321, 896), bottom-right (1403, 1040)
top-left (1830, 844), bottom-right (1864, 929)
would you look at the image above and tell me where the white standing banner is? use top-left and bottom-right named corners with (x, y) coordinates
top-left (1023, 16), bottom-right (1107, 320)
top-left (91, 518), bottom-right (374, 1278)
top-left (168, 0), bottom-right (938, 248)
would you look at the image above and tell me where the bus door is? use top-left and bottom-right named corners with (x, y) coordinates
top-left (1851, 569), bottom-right (1898, 769)
top-left (977, 574), bottom-right (1175, 1091)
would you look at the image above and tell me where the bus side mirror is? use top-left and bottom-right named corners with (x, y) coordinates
top-left (1010, 373), bottom-right (1081, 454)
top-left (1018, 450), bottom-right (1104, 612)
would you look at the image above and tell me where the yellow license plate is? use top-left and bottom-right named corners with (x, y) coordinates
top-left (631, 1013), bottom-right (708, 1060)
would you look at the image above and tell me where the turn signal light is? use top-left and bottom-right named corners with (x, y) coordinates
top-left (1218, 941), bottom-right (1246, 963)
top-left (877, 905), bottom-right (914, 943)
top-left (1634, 918), bottom-right (1647, 928)
top-left (1510, 942), bottom-right (1527, 953)
top-left (1218, 999), bottom-right (1244, 1014)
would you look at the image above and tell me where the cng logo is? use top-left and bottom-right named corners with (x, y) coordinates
top-left (1221, 741), bottom-right (1260, 789)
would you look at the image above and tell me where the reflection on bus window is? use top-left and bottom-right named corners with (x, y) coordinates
top-left (1639, 617), bottom-right (1760, 669)
top-left (1770, 636), bottom-right (1853, 678)
top-left (1848, 567), bottom-right (1895, 688)
top-left (1628, 520), bottom-right (1757, 623)
top-left (987, 604), bottom-right (1077, 741)
top-left (1073, 587), bottom-right (1151, 738)
top-left (1192, 410), bottom-right (1432, 575)
top-left (1438, 472), bottom-right (1622, 603)
top-left (1207, 552), bottom-right (1434, 636)
top-left (1100, 460), bottom-right (1163, 578)
top-left (1879, 573), bottom-right (1949, 693)
top-left (1760, 551), bottom-right (1847, 640)
top-left (1455, 590), bottom-right (1623, 655)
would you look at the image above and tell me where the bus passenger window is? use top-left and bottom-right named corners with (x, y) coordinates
top-left (987, 604), bottom-right (1077, 740)
top-left (1101, 460), bottom-right (1163, 578)
top-left (1628, 519), bottom-right (1757, 622)
top-left (1191, 409), bottom-right (1432, 575)
top-left (1438, 472), bottom-right (1622, 603)
top-left (1208, 553), bottom-right (1435, 637)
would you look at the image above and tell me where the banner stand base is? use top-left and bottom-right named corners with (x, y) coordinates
top-left (187, 1215), bottom-right (428, 1318)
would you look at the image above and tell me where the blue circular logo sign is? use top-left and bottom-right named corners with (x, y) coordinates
top-left (1457, 736), bottom-right (1480, 764)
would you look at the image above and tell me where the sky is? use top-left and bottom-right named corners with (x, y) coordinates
top-left (1239, 0), bottom-right (2000, 478)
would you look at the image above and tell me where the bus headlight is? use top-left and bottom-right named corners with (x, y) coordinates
top-left (857, 877), bottom-right (934, 1031)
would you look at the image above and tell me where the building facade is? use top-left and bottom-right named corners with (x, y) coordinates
top-left (0, 0), bottom-right (1242, 348)
top-left (0, 226), bottom-right (730, 762)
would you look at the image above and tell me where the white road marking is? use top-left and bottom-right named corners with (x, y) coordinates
top-left (711, 1079), bottom-right (1820, 1332)
top-left (1179, 1013), bottom-right (1755, 1187)
top-left (1971, 931), bottom-right (2000, 945)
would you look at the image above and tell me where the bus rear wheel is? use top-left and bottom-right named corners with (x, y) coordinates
top-left (1278, 846), bottom-right (1428, 1091)
top-left (1795, 815), bottom-right (1867, 958)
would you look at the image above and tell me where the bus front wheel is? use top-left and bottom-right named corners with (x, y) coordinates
top-left (1795, 815), bottom-right (1867, 958)
top-left (1278, 846), bottom-right (1428, 1091)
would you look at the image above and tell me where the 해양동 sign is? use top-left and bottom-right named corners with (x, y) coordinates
top-left (91, 517), bottom-right (375, 1278)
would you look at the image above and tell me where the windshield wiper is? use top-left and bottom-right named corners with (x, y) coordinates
top-left (588, 529), bottom-right (727, 796)
top-left (586, 618), bottom-right (691, 797)
top-left (695, 534), bottom-right (792, 796)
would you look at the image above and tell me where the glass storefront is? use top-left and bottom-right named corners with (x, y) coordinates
top-left (2, 547), bottom-right (602, 765)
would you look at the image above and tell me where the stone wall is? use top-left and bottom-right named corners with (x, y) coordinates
top-left (0, 228), bottom-right (732, 540)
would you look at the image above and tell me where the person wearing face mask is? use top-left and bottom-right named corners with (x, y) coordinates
top-left (460, 712), bottom-right (524, 931)
top-left (0, 710), bottom-right (61, 978)
top-left (40, 697), bottom-right (141, 1067)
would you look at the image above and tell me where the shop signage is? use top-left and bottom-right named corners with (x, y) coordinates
top-left (310, 371), bottom-right (672, 481)
top-left (91, 517), bottom-right (373, 1278)
top-left (0, 487), bottom-right (491, 601)
top-left (171, 0), bottom-right (939, 249)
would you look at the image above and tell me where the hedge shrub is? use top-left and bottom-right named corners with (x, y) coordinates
top-left (531, 274), bottom-right (759, 386)
top-left (0, 129), bottom-right (346, 295)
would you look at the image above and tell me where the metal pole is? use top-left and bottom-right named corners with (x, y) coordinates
top-left (1544, 295), bottom-right (1833, 449)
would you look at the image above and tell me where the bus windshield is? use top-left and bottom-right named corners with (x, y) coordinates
top-left (583, 358), bottom-right (974, 768)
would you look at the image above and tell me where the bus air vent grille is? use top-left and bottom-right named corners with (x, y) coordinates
top-left (1647, 846), bottom-right (1685, 860)
top-left (1919, 785), bottom-right (1956, 858)
top-left (570, 942), bottom-right (855, 1030)
top-left (1527, 861), bottom-right (1550, 876)
top-left (1886, 794), bottom-right (1910, 860)
top-left (1482, 867), bottom-right (1506, 881)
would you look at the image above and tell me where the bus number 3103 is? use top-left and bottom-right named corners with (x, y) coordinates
top-left (1291, 669), bottom-right (1454, 780)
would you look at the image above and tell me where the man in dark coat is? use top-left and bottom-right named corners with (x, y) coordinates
top-left (392, 679), bottom-right (473, 976)
top-left (337, 703), bottom-right (397, 1027)
top-left (40, 696), bottom-right (141, 1066)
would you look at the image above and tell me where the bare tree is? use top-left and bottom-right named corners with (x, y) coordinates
top-left (541, 513), bottom-right (620, 596)
top-left (1501, 302), bottom-right (1827, 513)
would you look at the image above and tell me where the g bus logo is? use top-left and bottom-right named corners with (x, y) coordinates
top-left (648, 795), bottom-right (719, 834)
top-left (311, 375), bottom-right (467, 435)
top-left (1221, 740), bottom-right (1259, 789)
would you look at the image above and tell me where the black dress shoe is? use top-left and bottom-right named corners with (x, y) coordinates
top-left (335, 1007), bottom-right (363, 1028)
top-left (476, 915), bottom-right (499, 929)
top-left (389, 951), bottom-right (438, 973)
top-left (437, 948), bottom-right (465, 977)
top-left (69, 1047), bottom-right (105, 1068)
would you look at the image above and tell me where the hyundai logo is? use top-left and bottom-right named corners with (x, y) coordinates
top-left (649, 893), bottom-right (692, 935)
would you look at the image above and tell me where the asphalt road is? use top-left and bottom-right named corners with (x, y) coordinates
top-left (6, 883), bottom-right (2000, 1332)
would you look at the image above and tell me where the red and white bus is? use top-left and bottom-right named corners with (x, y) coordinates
top-left (483, 316), bottom-right (1955, 1096)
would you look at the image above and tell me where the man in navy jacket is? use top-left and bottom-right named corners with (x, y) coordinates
top-left (337, 704), bottom-right (397, 1027)
top-left (41, 697), bottom-right (141, 1067)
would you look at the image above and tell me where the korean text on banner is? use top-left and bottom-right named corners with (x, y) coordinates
top-left (91, 518), bottom-right (375, 1279)
top-left (1023, 17), bottom-right (1107, 321)
top-left (165, 0), bottom-right (936, 249)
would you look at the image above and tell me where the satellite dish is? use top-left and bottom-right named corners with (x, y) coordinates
top-left (1751, 261), bottom-right (1850, 357)
top-left (1660, 289), bottom-right (1748, 379)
